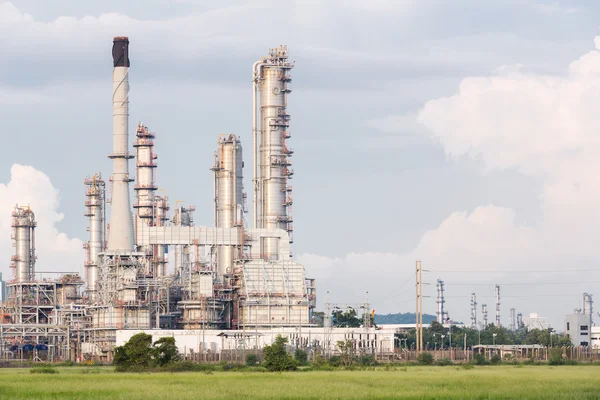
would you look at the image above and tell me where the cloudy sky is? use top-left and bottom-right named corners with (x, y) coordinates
top-left (1, 0), bottom-right (599, 328)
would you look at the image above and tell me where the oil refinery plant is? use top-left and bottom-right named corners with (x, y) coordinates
top-left (0, 37), bottom-right (320, 360)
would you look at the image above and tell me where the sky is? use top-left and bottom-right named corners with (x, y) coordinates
top-left (1, 0), bottom-right (599, 329)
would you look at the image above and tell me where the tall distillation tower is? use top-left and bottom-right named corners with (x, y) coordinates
top-left (10, 206), bottom-right (36, 283)
top-left (253, 46), bottom-right (294, 259)
top-left (212, 134), bottom-right (245, 280)
top-left (470, 293), bottom-right (477, 328)
top-left (436, 279), bottom-right (445, 324)
top-left (495, 284), bottom-right (501, 327)
top-left (84, 175), bottom-right (106, 300)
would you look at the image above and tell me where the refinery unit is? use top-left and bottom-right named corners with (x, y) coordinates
top-left (0, 37), bottom-right (317, 361)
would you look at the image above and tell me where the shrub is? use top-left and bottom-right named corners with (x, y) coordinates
top-left (436, 358), bottom-right (452, 366)
top-left (246, 354), bottom-right (259, 367)
top-left (462, 364), bottom-right (475, 370)
top-left (328, 356), bottom-right (342, 367)
top-left (417, 352), bottom-right (434, 365)
top-left (548, 348), bottom-right (564, 365)
top-left (294, 349), bottom-right (308, 366)
top-left (262, 335), bottom-right (297, 371)
top-left (490, 354), bottom-right (502, 365)
top-left (359, 355), bottom-right (378, 367)
top-left (30, 366), bottom-right (58, 374)
top-left (473, 353), bottom-right (490, 366)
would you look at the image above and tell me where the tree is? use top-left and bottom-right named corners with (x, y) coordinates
top-left (153, 337), bottom-right (180, 366)
top-left (113, 332), bottom-right (153, 371)
top-left (262, 335), bottom-right (297, 371)
top-left (332, 308), bottom-right (362, 328)
top-left (336, 339), bottom-right (356, 367)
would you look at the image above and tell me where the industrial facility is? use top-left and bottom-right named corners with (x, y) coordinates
top-left (0, 37), bottom-right (321, 361)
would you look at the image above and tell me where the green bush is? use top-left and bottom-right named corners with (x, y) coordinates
top-left (473, 353), bottom-right (490, 366)
top-left (548, 348), bottom-right (564, 365)
top-left (30, 366), bottom-right (58, 374)
top-left (328, 356), bottom-right (342, 367)
top-left (246, 354), bottom-right (259, 367)
top-left (490, 354), bottom-right (502, 365)
top-left (417, 352), bottom-right (434, 365)
top-left (462, 363), bottom-right (475, 370)
top-left (359, 355), bottom-right (378, 366)
top-left (436, 358), bottom-right (452, 366)
top-left (164, 361), bottom-right (217, 373)
top-left (294, 349), bottom-right (308, 366)
top-left (262, 335), bottom-right (297, 371)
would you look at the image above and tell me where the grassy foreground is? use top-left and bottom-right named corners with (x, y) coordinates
top-left (0, 365), bottom-right (598, 399)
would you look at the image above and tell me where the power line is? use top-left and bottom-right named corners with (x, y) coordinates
top-left (443, 281), bottom-right (600, 286)
top-left (428, 268), bottom-right (598, 273)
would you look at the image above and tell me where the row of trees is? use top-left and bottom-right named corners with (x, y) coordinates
top-left (114, 333), bottom-right (180, 371)
top-left (400, 321), bottom-right (572, 349)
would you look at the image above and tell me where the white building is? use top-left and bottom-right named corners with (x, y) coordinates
top-left (522, 313), bottom-right (550, 330)
top-left (111, 327), bottom-right (395, 359)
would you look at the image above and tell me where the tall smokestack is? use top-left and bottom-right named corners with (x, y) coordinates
top-left (107, 36), bottom-right (134, 251)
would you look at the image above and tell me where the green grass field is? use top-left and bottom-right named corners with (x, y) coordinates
top-left (0, 365), bottom-right (598, 399)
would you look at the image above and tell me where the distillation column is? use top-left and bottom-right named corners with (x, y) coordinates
top-left (133, 123), bottom-right (158, 274)
top-left (436, 279), bottom-right (445, 324)
top-left (253, 46), bottom-right (294, 259)
top-left (495, 284), bottom-right (501, 326)
top-left (470, 293), bottom-right (477, 328)
top-left (10, 206), bottom-right (36, 282)
top-left (213, 134), bottom-right (244, 280)
top-left (153, 196), bottom-right (169, 277)
top-left (84, 175), bottom-right (105, 299)
top-left (107, 36), bottom-right (134, 252)
top-left (482, 304), bottom-right (488, 327)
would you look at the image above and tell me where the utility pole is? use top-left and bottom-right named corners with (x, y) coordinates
top-left (415, 261), bottom-right (423, 353)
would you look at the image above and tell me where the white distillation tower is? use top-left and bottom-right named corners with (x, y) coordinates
top-left (213, 134), bottom-right (245, 281)
top-left (253, 46), bottom-right (294, 259)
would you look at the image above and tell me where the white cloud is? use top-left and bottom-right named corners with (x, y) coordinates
top-left (0, 2), bottom-right (33, 22)
top-left (302, 36), bottom-right (600, 327)
top-left (0, 164), bottom-right (83, 280)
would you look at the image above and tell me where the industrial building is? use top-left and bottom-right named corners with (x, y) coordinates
top-left (565, 294), bottom-right (594, 346)
top-left (0, 37), bottom-right (320, 361)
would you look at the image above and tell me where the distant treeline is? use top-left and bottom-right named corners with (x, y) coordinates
top-left (374, 313), bottom-right (436, 325)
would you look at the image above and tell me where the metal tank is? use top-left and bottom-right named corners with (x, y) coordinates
top-left (253, 46), bottom-right (294, 259)
top-left (84, 174), bottom-right (105, 299)
top-left (213, 134), bottom-right (244, 279)
top-left (107, 36), bottom-right (135, 252)
top-left (11, 206), bottom-right (36, 282)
